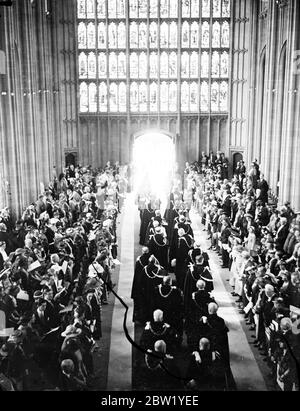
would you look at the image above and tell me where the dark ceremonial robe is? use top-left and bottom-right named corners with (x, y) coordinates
top-left (174, 235), bottom-right (194, 290)
top-left (140, 263), bottom-right (166, 323)
top-left (186, 351), bottom-right (224, 390)
top-left (140, 320), bottom-right (179, 354)
top-left (169, 220), bottom-right (194, 258)
top-left (131, 252), bottom-right (151, 322)
top-left (164, 204), bottom-right (179, 239)
top-left (200, 267), bottom-right (214, 293)
top-left (186, 249), bottom-right (210, 266)
top-left (139, 207), bottom-right (155, 245)
top-left (141, 354), bottom-right (183, 391)
top-left (152, 284), bottom-right (184, 334)
top-left (206, 314), bottom-right (230, 366)
top-left (183, 264), bottom-right (212, 315)
top-left (148, 234), bottom-right (169, 269)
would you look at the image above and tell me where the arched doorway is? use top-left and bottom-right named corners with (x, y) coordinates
top-left (233, 152), bottom-right (243, 174)
top-left (65, 152), bottom-right (77, 168)
top-left (132, 131), bottom-right (176, 210)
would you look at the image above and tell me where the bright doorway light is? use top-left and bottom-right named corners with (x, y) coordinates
top-left (132, 133), bottom-right (176, 210)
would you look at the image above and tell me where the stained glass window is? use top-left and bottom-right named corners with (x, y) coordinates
top-left (160, 82), bottom-right (169, 111)
top-left (99, 82), bottom-right (107, 112)
top-left (130, 82), bottom-right (139, 111)
top-left (78, 0), bottom-right (230, 114)
top-left (201, 51), bottom-right (209, 77)
top-left (182, 0), bottom-right (191, 18)
top-left (190, 82), bottom-right (198, 112)
top-left (86, 0), bottom-right (95, 18)
top-left (220, 81), bottom-right (228, 111)
top-left (169, 22), bottom-right (178, 48)
top-left (139, 52), bottom-right (147, 78)
top-left (78, 23), bottom-right (87, 49)
top-left (213, 0), bottom-right (221, 17)
top-left (118, 52), bottom-right (126, 78)
top-left (149, 23), bottom-right (158, 48)
top-left (221, 22), bottom-right (230, 48)
top-left (119, 82), bottom-right (127, 112)
top-left (150, 52), bottom-right (158, 78)
top-left (220, 51), bottom-right (229, 77)
top-left (161, 0), bottom-right (169, 17)
top-left (130, 0), bottom-right (138, 18)
top-left (191, 0), bottom-right (200, 17)
top-left (78, 0), bottom-right (86, 19)
top-left (150, 0), bottom-right (158, 17)
top-left (88, 52), bottom-right (97, 79)
top-left (150, 82), bottom-right (158, 112)
top-left (169, 82), bottom-right (177, 112)
top-left (118, 23), bottom-right (126, 48)
top-left (202, 0), bottom-right (210, 17)
top-left (181, 52), bottom-right (190, 77)
top-left (110, 83), bottom-right (118, 112)
top-left (169, 52), bottom-right (177, 78)
top-left (139, 23), bottom-right (147, 48)
top-left (202, 22), bottom-right (210, 48)
top-left (160, 23), bottom-right (169, 48)
top-left (139, 82), bottom-right (148, 112)
top-left (79, 52), bottom-right (88, 79)
top-left (200, 81), bottom-right (209, 112)
top-left (212, 51), bottom-right (220, 78)
top-left (212, 22), bottom-right (220, 48)
top-left (190, 52), bottom-right (199, 78)
top-left (130, 53), bottom-right (139, 77)
top-left (89, 83), bottom-right (97, 112)
top-left (109, 53), bottom-right (118, 79)
top-left (182, 22), bottom-right (189, 48)
top-left (98, 23), bottom-right (106, 49)
top-left (98, 53), bottom-right (107, 78)
top-left (97, 0), bottom-right (106, 18)
top-left (181, 82), bottom-right (189, 112)
top-left (108, 0), bottom-right (117, 18)
top-left (211, 81), bottom-right (219, 111)
top-left (130, 22), bottom-right (138, 48)
top-left (160, 52), bottom-right (169, 78)
top-left (79, 83), bottom-right (89, 113)
top-left (191, 22), bottom-right (199, 48)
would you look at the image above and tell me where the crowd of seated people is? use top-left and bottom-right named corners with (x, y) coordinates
top-left (191, 157), bottom-right (300, 391)
top-left (0, 162), bottom-right (128, 391)
top-left (132, 169), bottom-right (232, 391)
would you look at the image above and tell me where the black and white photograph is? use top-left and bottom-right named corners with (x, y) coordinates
top-left (0, 0), bottom-right (299, 396)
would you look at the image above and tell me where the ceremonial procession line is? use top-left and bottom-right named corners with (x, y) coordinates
top-left (106, 198), bottom-right (267, 391)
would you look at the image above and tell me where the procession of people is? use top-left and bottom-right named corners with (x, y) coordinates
top-left (132, 151), bottom-right (300, 391)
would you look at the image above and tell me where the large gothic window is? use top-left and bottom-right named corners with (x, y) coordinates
top-left (78, 0), bottom-right (230, 113)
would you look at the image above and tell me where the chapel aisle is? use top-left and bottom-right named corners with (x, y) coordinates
top-left (189, 207), bottom-right (268, 391)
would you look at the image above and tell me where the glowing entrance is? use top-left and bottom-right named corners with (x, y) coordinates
top-left (132, 132), bottom-right (176, 210)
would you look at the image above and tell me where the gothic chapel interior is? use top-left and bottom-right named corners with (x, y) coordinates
top-left (0, 0), bottom-right (300, 394)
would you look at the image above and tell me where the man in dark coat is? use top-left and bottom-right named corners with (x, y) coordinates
top-left (152, 276), bottom-right (184, 341)
top-left (131, 247), bottom-right (151, 323)
top-left (275, 217), bottom-right (290, 252)
top-left (148, 227), bottom-right (169, 269)
top-left (257, 174), bottom-right (269, 205)
top-left (174, 228), bottom-right (194, 290)
top-left (139, 256), bottom-right (166, 324)
top-left (139, 204), bottom-right (155, 245)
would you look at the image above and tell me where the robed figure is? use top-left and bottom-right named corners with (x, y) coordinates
top-left (152, 277), bottom-right (184, 340)
top-left (174, 229), bottom-right (194, 290)
top-left (139, 204), bottom-right (155, 245)
top-left (139, 257), bottom-right (166, 323)
top-left (148, 227), bottom-right (169, 269)
top-left (131, 247), bottom-right (151, 323)
top-left (183, 254), bottom-right (212, 315)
